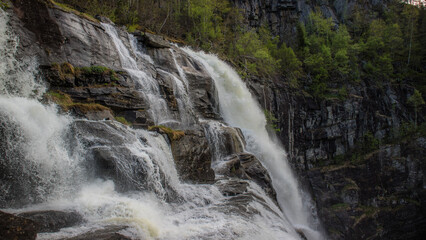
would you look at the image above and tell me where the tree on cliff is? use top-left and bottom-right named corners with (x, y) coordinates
top-left (408, 89), bottom-right (425, 126)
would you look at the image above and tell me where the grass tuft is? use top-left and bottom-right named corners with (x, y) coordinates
top-left (148, 125), bottom-right (185, 141)
top-left (46, 91), bottom-right (111, 114)
top-left (115, 116), bottom-right (131, 126)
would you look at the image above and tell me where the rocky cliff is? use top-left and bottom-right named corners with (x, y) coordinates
top-left (234, 0), bottom-right (425, 238)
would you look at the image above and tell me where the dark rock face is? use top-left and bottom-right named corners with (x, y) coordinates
top-left (248, 76), bottom-right (425, 238)
top-left (231, 0), bottom-right (389, 45)
top-left (11, 0), bottom-right (64, 49)
top-left (18, 210), bottom-right (83, 233)
top-left (170, 129), bottom-right (215, 183)
top-left (0, 211), bottom-right (37, 240)
top-left (231, 0), bottom-right (300, 44)
top-left (307, 139), bottom-right (425, 239)
top-left (216, 153), bottom-right (276, 200)
top-left (10, 0), bottom-right (122, 69)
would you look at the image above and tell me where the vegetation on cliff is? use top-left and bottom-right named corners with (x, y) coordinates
top-left (54, 1), bottom-right (425, 102)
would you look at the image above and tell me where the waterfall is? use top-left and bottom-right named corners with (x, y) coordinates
top-left (182, 48), bottom-right (323, 239)
top-left (0, 10), bottom-right (84, 207)
top-left (2, 9), bottom-right (320, 239)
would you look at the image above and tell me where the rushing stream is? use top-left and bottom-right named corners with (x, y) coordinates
top-left (0, 10), bottom-right (322, 240)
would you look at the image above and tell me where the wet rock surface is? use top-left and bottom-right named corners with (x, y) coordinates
top-left (63, 226), bottom-right (131, 240)
top-left (216, 153), bottom-right (276, 200)
top-left (18, 210), bottom-right (83, 233)
top-left (170, 129), bottom-right (215, 183)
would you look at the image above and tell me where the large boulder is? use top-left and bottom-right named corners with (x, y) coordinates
top-left (18, 210), bottom-right (83, 233)
top-left (216, 153), bottom-right (276, 200)
top-left (170, 129), bottom-right (215, 183)
top-left (136, 32), bottom-right (170, 48)
top-left (0, 211), bottom-right (37, 240)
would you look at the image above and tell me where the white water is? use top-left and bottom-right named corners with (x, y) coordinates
top-left (1, 10), bottom-right (320, 240)
top-left (102, 23), bottom-right (173, 125)
top-left (0, 10), bottom-right (84, 205)
top-left (182, 48), bottom-right (323, 239)
top-left (129, 34), bottom-right (154, 65)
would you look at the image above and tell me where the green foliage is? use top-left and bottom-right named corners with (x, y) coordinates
top-left (264, 109), bottom-right (281, 132)
top-left (273, 42), bottom-right (302, 86)
top-left (79, 65), bottom-right (110, 74)
top-left (46, 90), bottom-right (111, 113)
top-left (0, 0), bottom-right (9, 10)
top-left (359, 131), bottom-right (380, 154)
top-left (408, 89), bottom-right (425, 111)
top-left (148, 125), bottom-right (185, 141)
top-left (330, 203), bottom-right (350, 210)
top-left (234, 30), bottom-right (278, 76)
top-left (407, 89), bottom-right (425, 126)
top-left (77, 65), bottom-right (119, 81)
top-left (115, 116), bottom-right (131, 126)
top-left (50, 0), bottom-right (98, 22)
top-left (55, 0), bottom-right (425, 98)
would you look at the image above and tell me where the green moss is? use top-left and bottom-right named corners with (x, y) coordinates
top-left (51, 62), bottom-right (75, 80)
top-left (46, 91), bottom-right (111, 114)
top-left (343, 178), bottom-right (359, 192)
top-left (52, 63), bottom-right (120, 86)
top-left (0, 0), bottom-right (10, 10)
top-left (330, 203), bottom-right (350, 211)
top-left (49, 0), bottom-right (98, 23)
top-left (357, 205), bottom-right (379, 218)
top-left (77, 65), bottom-right (118, 80)
top-left (148, 125), bottom-right (185, 141)
top-left (115, 116), bottom-right (131, 126)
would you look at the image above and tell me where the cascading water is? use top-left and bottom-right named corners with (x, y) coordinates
top-left (101, 23), bottom-right (173, 125)
top-left (1, 8), bottom-right (321, 239)
top-left (182, 48), bottom-right (324, 239)
top-left (0, 10), bottom-right (84, 207)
